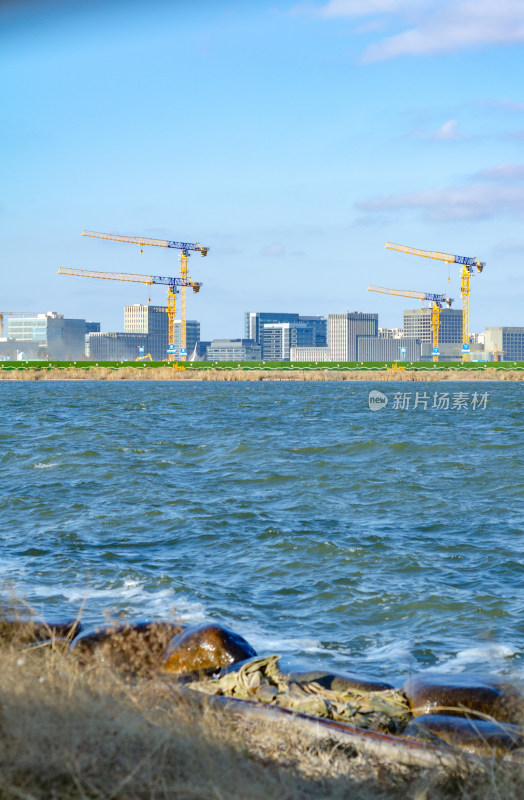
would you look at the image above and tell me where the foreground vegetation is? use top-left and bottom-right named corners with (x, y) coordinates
top-left (2, 361), bottom-right (524, 381)
top-left (0, 616), bottom-right (523, 800)
top-left (2, 359), bottom-right (524, 372)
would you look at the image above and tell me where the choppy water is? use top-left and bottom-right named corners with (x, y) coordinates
top-left (1, 380), bottom-right (523, 683)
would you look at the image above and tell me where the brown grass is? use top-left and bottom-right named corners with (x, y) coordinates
top-left (0, 367), bottom-right (522, 381)
top-left (0, 621), bottom-right (522, 800)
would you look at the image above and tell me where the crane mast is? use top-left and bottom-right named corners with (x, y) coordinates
top-left (58, 267), bottom-right (202, 362)
top-left (369, 285), bottom-right (453, 363)
top-left (384, 242), bottom-right (484, 362)
top-left (81, 230), bottom-right (208, 361)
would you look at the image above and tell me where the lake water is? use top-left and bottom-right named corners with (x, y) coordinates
top-left (1, 379), bottom-right (522, 683)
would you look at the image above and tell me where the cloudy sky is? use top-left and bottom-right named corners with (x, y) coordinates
top-left (2, 0), bottom-right (524, 338)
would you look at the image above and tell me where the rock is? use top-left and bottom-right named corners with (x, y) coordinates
top-left (402, 672), bottom-right (522, 724)
top-left (71, 620), bottom-right (184, 674)
top-left (288, 669), bottom-right (394, 694)
top-left (0, 617), bottom-right (82, 644)
top-left (163, 623), bottom-right (256, 675)
top-left (404, 714), bottom-right (524, 756)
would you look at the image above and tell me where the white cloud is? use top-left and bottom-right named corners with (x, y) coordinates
top-left (474, 163), bottom-right (524, 181)
top-left (318, 0), bottom-right (417, 17)
top-left (433, 119), bottom-right (460, 140)
top-left (408, 119), bottom-right (465, 140)
top-left (478, 99), bottom-right (524, 113)
top-left (314, 0), bottom-right (524, 61)
top-left (364, 1), bottom-right (524, 61)
top-left (357, 183), bottom-right (524, 221)
top-left (261, 243), bottom-right (287, 257)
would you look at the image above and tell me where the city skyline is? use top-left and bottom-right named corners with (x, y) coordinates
top-left (3, 1), bottom-right (524, 339)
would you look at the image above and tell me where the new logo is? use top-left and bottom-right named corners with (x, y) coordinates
top-left (368, 390), bottom-right (388, 412)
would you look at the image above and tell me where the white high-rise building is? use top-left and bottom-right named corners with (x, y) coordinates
top-left (328, 312), bottom-right (378, 361)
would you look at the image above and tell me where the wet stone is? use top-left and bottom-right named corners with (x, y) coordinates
top-left (71, 620), bottom-right (184, 675)
top-left (288, 670), bottom-right (394, 694)
top-left (402, 672), bottom-right (522, 724)
top-left (404, 714), bottom-right (524, 756)
top-left (163, 623), bottom-right (257, 676)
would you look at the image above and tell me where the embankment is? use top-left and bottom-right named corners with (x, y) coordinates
top-left (1, 367), bottom-right (523, 381)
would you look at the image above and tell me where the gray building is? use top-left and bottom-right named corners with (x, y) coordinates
top-left (7, 312), bottom-right (87, 359)
top-left (289, 346), bottom-right (330, 362)
top-left (261, 321), bottom-right (327, 361)
top-left (379, 327), bottom-right (404, 339)
top-left (85, 322), bottom-right (101, 357)
top-left (173, 320), bottom-right (200, 360)
top-left (485, 327), bottom-right (524, 361)
top-left (328, 312), bottom-right (378, 361)
top-left (117, 304), bottom-right (200, 360)
top-left (125, 305), bottom-right (167, 335)
top-left (403, 308), bottom-right (462, 344)
top-left (206, 339), bottom-right (261, 361)
top-left (245, 312), bottom-right (300, 344)
top-left (88, 332), bottom-right (149, 361)
top-left (357, 337), bottom-right (421, 362)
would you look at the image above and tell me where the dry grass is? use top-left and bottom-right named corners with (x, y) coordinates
top-left (0, 367), bottom-right (523, 381)
top-left (0, 621), bottom-right (522, 800)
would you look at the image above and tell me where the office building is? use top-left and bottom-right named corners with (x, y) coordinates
top-left (261, 321), bottom-right (327, 361)
top-left (125, 305), bottom-right (167, 335)
top-left (7, 312), bottom-right (88, 359)
top-left (328, 312), bottom-right (378, 361)
top-left (379, 327), bottom-right (404, 339)
top-left (88, 332), bottom-right (149, 361)
top-left (173, 320), bottom-right (200, 360)
top-left (357, 337), bottom-right (421, 362)
top-left (245, 312), bottom-right (300, 344)
top-left (245, 312), bottom-right (327, 359)
top-left (123, 304), bottom-right (200, 360)
top-left (485, 327), bottom-right (524, 361)
top-left (85, 322), bottom-right (101, 356)
top-left (289, 346), bottom-right (330, 362)
top-left (206, 339), bottom-right (261, 361)
top-left (403, 308), bottom-right (462, 344)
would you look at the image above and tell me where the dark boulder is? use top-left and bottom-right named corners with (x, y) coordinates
top-left (402, 672), bottom-right (522, 724)
top-left (71, 620), bottom-right (184, 674)
top-left (288, 669), bottom-right (394, 694)
top-left (404, 713), bottom-right (524, 756)
top-left (163, 623), bottom-right (256, 675)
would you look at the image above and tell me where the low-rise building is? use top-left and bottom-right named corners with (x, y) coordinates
top-left (206, 339), bottom-right (261, 361)
top-left (88, 332), bottom-right (149, 361)
top-left (357, 337), bottom-right (421, 362)
top-left (289, 346), bottom-right (330, 362)
top-left (7, 312), bottom-right (88, 359)
top-left (485, 327), bottom-right (524, 361)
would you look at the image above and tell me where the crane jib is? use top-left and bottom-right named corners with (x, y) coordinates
top-left (166, 241), bottom-right (202, 252)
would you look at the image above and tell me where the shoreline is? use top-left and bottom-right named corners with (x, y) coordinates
top-left (1, 367), bottom-right (523, 381)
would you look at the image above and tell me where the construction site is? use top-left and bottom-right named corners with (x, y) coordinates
top-left (1, 231), bottom-right (521, 370)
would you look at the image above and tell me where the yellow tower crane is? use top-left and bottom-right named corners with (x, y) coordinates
top-left (81, 230), bottom-right (209, 361)
top-left (384, 242), bottom-right (484, 362)
top-left (368, 285), bottom-right (453, 363)
top-left (57, 267), bottom-right (202, 362)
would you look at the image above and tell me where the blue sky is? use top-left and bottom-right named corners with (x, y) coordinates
top-left (2, 0), bottom-right (524, 338)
